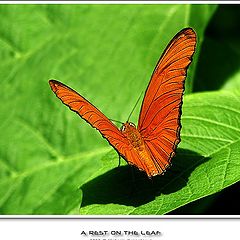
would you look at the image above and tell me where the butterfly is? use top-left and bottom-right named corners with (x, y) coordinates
top-left (49, 28), bottom-right (197, 178)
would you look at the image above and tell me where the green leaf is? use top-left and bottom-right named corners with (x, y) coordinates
top-left (80, 91), bottom-right (240, 215)
top-left (0, 4), bottom-right (217, 214)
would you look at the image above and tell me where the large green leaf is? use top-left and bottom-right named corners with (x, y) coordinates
top-left (0, 4), bottom-right (217, 214)
top-left (80, 91), bottom-right (240, 214)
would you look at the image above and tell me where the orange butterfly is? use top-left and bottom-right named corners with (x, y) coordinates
top-left (49, 28), bottom-right (197, 177)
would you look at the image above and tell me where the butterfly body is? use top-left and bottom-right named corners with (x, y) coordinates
top-left (121, 122), bottom-right (143, 149)
top-left (119, 122), bottom-right (164, 176)
top-left (49, 28), bottom-right (197, 178)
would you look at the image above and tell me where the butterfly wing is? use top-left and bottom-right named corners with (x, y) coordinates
top-left (138, 28), bottom-right (197, 175)
top-left (49, 80), bottom-right (130, 157)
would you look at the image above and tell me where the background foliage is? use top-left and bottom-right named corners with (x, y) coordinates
top-left (0, 4), bottom-right (239, 215)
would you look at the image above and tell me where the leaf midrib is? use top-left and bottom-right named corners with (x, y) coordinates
top-left (0, 146), bottom-right (110, 186)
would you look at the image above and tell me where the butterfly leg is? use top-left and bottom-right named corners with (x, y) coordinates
top-left (118, 154), bottom-right (121, 167)
top-left (127, 165), bottom-right (137, 196)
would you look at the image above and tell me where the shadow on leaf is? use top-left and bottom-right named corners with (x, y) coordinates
top-left (80, 149), bottom-right (210, 208)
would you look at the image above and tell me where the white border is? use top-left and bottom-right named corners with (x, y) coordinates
top-left (0, 218), bottom-right (239, 240)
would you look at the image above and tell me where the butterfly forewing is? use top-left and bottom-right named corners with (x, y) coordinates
top-left (49, 80), bottom-right (130, 155)
top-left (138, 28), bottom-right (197, 174)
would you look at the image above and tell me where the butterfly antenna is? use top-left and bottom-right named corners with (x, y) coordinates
top-left (127, 91), bottom-right (144, 122)
top-left (109, 119), bottom-right (124, 124)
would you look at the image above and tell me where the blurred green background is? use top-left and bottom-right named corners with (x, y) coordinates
top-left (0, 4), bottom-right (239, 215)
